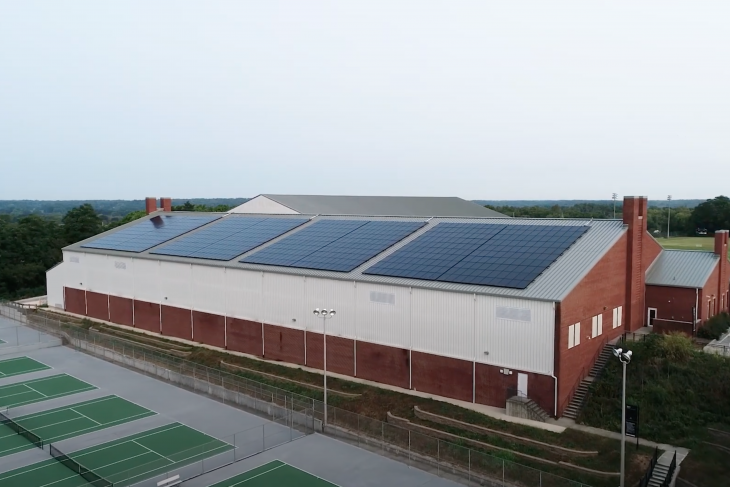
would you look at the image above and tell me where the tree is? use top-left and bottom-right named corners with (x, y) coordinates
top-left (689, 196), bottom-right (730, 233)
top-left (107, 210), bottom-right (147, 229)
top-left (62, 204), bottom-right (102, 244)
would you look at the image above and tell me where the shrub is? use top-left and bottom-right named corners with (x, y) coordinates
top-left (660, 332), bottom-right (694, 363)
top-left (697, 312), bottom-right (730, 340)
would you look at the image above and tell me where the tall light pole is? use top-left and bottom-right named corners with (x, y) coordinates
top-left (614, 347), bottom-right (633, 487)
top-left (313, 307), bottom-right (336, 427)
top-left (612, 193), bottom-right (618, 218)
top-left (667, 195), bottom-right (672, 239)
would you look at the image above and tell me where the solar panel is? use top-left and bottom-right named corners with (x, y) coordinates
top-left (150, 217), bottom-right (309, 261)
top-left (81, 215), bottom-right (219, 253)
top-left (364, 223), bottom-right (588, 289)
top-left (242, 220), bottom-right (426, 272)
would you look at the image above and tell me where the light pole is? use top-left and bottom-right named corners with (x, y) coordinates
top-left (667, 195), bottom-right (672, 239)
top-left (612, 193), bottom-right (618, 218)
top-left (614, 346), bottom-right (633, 487)
top-left (313, 307), bottom-right (336, 427)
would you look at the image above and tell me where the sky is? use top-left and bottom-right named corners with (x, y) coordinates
top-left (0, 1), bottom-right (728, 201)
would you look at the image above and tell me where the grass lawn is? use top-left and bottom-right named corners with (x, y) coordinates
top-left (655, 236), bottom-right (729, 258)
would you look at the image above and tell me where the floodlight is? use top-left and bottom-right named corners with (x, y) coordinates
top-left (313, 308), bottom-right (321, 316)
top-left (622, 350), bottom-right (632, 363)
top-left (613, 347), bottom-right (622, 358)
top-left (329, 310), bottom-right (336, 317)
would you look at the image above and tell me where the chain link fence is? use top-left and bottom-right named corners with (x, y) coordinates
top-left (0, 302), bottom-right (590, 487)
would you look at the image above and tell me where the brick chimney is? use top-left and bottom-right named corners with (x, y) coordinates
top-left (715, 230), bottom-right (729, 313)
top-left (623, 196), bottom-right (649, 331)
top-left (161, 197), bottom-right (172, 212)
top-left (145, 197), bottom-right (157, 215)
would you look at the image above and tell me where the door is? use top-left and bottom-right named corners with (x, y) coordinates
top-left (517, 373), bottom-right (528, 398)
top-left (647, 308), bottom-right (657, 327)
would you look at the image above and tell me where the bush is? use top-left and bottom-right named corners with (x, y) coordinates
top-left (697, 312), bottom-right (730, 340)
top-left (660, 333), bottom-right (694, 363)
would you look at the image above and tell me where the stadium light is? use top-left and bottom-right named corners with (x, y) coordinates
top-left (614, 346), bottom-right (633, 487)
top-left (314, 307), bottom-right (336, 427)
top-left (612, 193), bottom-right (618, 219)
top-left (667, 195), bottom-right (672, 239)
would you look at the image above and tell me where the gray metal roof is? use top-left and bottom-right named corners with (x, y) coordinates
top-left (258, 194), bottom-right (507, 218)
top-left (65, 213), bottom-right (627, 302)
top-left (646, 250), bottom-right (719, 288)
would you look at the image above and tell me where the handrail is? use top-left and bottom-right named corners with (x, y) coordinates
top-left (639, 447), bottom-right (659, 487)
top-left (661, 451), bottom-right (677, 487)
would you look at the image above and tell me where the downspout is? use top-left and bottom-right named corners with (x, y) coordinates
top-left (552, 301), bottom-right (559, 417)
top-left (695, 288), bottom-right (699, 332)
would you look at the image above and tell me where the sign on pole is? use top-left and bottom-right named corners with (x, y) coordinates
top-left (626, 404), bottom-right (639, 449)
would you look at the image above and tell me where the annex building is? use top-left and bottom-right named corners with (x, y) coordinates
top-left (46, 195), bottom-right (730, 418)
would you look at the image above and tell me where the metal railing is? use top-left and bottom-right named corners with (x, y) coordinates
top-left (661, 451), bottom-right (677, 487)
top-left (638, 447), bottom-right (658, 487)
top-left (1, 301), bottom-right (592, 487)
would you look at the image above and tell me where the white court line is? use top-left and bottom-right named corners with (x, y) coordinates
top-left (132, 440), bottom-right (174, 463)
top-left (5, 386), bottom-right (97, 409)
top-left (2, 366), bottom-right (51, 377)
top-left (15, 395), bottom-right (119, 421)
top-left (69, 407), bottom-right (101, 425)
top-left (23, 384), bottom-right (48, 397)
top-left (229, 463), bottom-right (286, 485)
top-left (278, 460), bottom-right (342, 486)
top-left (0, 389), bottom-right (37, 401)
top-left (43, 411), bottom-right (156, 442)
top-left (73, 423), bottom-right (185, 460)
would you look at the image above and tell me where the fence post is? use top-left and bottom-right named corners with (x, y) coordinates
top-left (408, 430), bottom-right (411, 464)
top-left (502, 459), bottom-right (505, 486)
top-left (382, 422), bottom-right (385, 453)
top-left (437, 439), bottom-right (440, 476)
top-left (468, 449), bottom-right (471, 481)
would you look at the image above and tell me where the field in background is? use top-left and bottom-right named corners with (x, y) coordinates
top-left (655, 237), bottom-right (729, 258)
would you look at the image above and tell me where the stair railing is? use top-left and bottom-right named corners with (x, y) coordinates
top-left (660, 451), bottom-right (677, 487)
top-left (638, 447), bottom-right (659, 487)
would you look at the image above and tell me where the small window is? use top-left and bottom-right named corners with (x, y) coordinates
top-left (496, 306), bottom-right (531, 322)
top-left (70, 256), bottom-right (80, 263)
top-left (114, 261), bottom-right (127, 270)
top-left (568, 323), bottom-right (581, 349)
top-left (612, 306), bottom-right (623, 329)
top-left (370, 291), bottom-right (395, 305)
top-left (592, 315), bottom-right (602, 338)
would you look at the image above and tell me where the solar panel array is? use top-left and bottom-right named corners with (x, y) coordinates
top-left (150, 217), bottom-right (309, 261)
top-left (242, 219), bottom-right (426, 272)
top-left (81, 215), bottom-right (219, 253)
top-left (364, 223), bottom-right (588, 289)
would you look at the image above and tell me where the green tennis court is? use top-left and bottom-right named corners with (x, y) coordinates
top-left (0, 395), bottom-right (156, 457)
top-left (0, 357), bottom-right (50, 379)
top-left (210, 460), bottom-right (339, 486)
top-left (0, 374), bottom-right (96, 409)
top-left (0, 422), bottom-right (234, 487)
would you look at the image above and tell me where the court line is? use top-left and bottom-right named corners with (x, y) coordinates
top-left (13, 395), bottom-right (119, 421)
top-left (5, 386), bottom-right (97, 408)
top-left (0, 366), bottom-right (52, 377)
top-left (132, 439), bottom-right (175, 463)
top-left (69, 407), bottom-right (101, 425)
top-left (279, 460), bottom-right (342, 486)
top-left (209, 461), bottom-right (286, 486)
top-left (0, 356), bottom-right (34, 364)
top-left (23, 384), bottom-right (48, 397)
top-left (41, 411), bottom-right (156, 442)
top-left (73, 423), bottom-right (185, 459)
top-left (229, 463), bottom-right (286, 485)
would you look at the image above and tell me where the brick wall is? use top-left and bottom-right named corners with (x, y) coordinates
top-left (305, 333), bottom-right (355, 376)
top-left (356, 341), bottom-right (409, 389)
top-left (64, 287), bottom-right (86, 315)
top-left (412, 351), bottom-right (473, 402)
top-left (133, 300), bottom-right (160, 333)
top-left (623, 197), bottom-right (649, 332)
top-left (161, 305), bottom-right (192, 340)
top-left (263, 324), bottom-right (305, 365)
top-left (556, 233), bottom-right (627, 416)
top-left (699, 264), bottom-right (720, 322)
top-left (646, 285), bottom-right (696, 323)
top-left (109, 296), bottom-right (134, 326)
top-left (85, 291), bottom-right (108, 321)
top-left (192, 311), bottom-right (225, 348)
top-left (226, 318), bottom-right (262, 356)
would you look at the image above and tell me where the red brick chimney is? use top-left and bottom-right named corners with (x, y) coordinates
top-left (715, 230), bottom-right (729, 312)
top-left (161, 197), bottom-right (172, 212)
top-left (145, 197), bottom-right (157, 215)
top-left (623, 196), bottom-right (649, 331)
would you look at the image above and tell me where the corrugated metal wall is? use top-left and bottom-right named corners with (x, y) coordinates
top-left (57, 252), bottom-right (555, 375)
top-left (46, 263), bottom-right (65, 309)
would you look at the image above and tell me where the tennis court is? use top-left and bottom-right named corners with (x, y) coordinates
top-left (0, 374), bottom-right (96, 408)
top-left (0, 422), bottom-right (234, 487)
top-left (210, 460), bottom-right (338, 486)
top-left (0, 356), bottom-right (50, 378)
top-left (0, 395), bottom-right (156, 457)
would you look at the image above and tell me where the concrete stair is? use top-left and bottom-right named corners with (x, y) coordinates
top-left (648, 463), bottom-right (670, 487)
top-left (563, 344), bottom-right (614, 420)
top-left (524, 398), bottom-right (551, 422)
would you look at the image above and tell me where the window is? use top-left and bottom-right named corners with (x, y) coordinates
top-left (496, 306), bottom-right (531, 322)
top-left (370, 291), bottom-right (395, 305)
top-left (568, 323), bottom-right (581, 349)
top-left (612, 306), bottom-right (623, 329)
top-left (592, 314), bottom-right (603, 338)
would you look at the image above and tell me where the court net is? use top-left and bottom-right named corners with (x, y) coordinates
top-left (50, 444), bottom-right (113, 487)
top-left (0, 409), bottom-right (43, 449)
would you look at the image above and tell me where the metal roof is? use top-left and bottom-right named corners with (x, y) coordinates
top-left (646, 250), bottom-right (719, 288)
top-left (255, 194), bottom-right (507, 218)
top-left (66, 213), bottom-right (627, 302)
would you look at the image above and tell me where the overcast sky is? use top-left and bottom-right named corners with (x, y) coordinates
top-left (1, 1), bottom-right (728, 201)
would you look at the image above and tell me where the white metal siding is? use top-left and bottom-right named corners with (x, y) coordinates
top-left (304, 277), bottom-right (356, 338)
top-left (133, 259), bottom-right (161, 303)
top-left (225, 269), bottom-right (262, 322)
top-left (108, 257), bottom-right (134, 298)
top-left (228, 196), bottom-right (300, 215)
top-left (474, 296), bottom-right (554, 375)
top-left (192, 265), bottom-right (226, 315)
top-left (355, 282), bottom-right (410, 349)
top-left (64, 251), bottom-right (86, 289)
top-left (262, 273), bottom-right (305, 328)
top-left (84, 253), bottom-right (109, 294)
top-left (411, 288), bottom-right (475, 360)
top-left (159, 262), bottom-right (191, 308)
top-left (46, 263), bottom-right (66, 309)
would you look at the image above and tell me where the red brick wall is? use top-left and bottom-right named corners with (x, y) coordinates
top-left (412, 351), bottom-right (472, 402)
top-left (305, 333), bottom-right (355, 376)
top-left (133, 300), bottom-right (160, 333)
top-left (623, 197), bottom-right (649, 332)
top-left (717, 231), bottom-right (730, 313)
top-left (356, 341), bottom-right (409, 389)
top-left (263, 324), bottom-right (305, 365)
top-left (700, 264), bottom-right (720, 322)
top-left (556, 233), bottom-right (628, 416)
top-left (161, 305), bottom-right (192, 340)
top-left (654, 320), bottom-right (693, 336)
top-left (473, 363), bottom-right (553, 413)
top-left (109, 296), bottom-right (134, 327)
top-left (85, 291), bottom-right (109, 321)
top-left (64, 287), bottom-right (86, 315)
top-left (192, 311), bottom-right (225, 348)
top-left (646, 285), bottom-right (696, 323)
top-left (226, 318), bottom-right (262, 356)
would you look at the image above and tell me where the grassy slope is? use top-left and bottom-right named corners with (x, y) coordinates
top-left (580, 335), bottom-right (730, 487)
